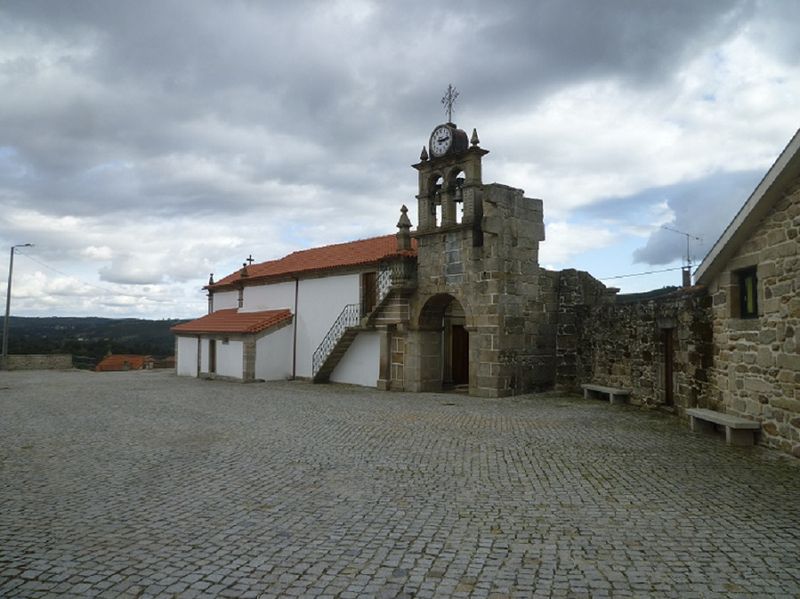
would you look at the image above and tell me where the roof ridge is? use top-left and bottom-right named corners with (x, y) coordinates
top-left (265, 233), bottom-right (396, 263)
top-left (208, 233), bottom-right (416, 289)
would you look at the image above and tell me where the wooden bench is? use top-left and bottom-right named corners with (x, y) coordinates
top-left (686, 408), bottom-right (760, 447)
top-left (581, 384), bottom-right (631, 405)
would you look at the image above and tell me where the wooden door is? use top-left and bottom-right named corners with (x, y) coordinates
top-left (362, 272), bottom-right (377, 316)
top-left (208, 339), bottom-right (217, 374)
top-left (451, 325), bottom-right (469, 385)
top-left (663, 329), bottom-right (674, 406)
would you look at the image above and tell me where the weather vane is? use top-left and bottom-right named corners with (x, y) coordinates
top-left (441, 84), bottom-right (459, 123)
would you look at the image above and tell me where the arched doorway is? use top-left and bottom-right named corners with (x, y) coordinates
top-left (418, 294), bottom-right (469, 391)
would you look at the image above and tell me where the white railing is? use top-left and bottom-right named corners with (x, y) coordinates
top-left (376, 262), bottom-right (393, 305)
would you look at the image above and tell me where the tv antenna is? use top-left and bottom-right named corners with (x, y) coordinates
top-left (661, 225), bottom-right (702, 286)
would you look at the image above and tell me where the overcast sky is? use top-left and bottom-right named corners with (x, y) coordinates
top-left (1, 0), bottom-right (799, 319)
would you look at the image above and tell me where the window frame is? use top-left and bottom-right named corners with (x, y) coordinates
top-left (736, 266), bottom-right (759, 319)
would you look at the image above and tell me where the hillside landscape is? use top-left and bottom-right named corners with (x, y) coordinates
top-left (1, 317), bottom-right (185, 368)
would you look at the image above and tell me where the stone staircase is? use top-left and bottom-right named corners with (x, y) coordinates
top-left (311, 260), bottom-right (415, 383)
top-left (311, 326), bottom-right (362, 383)
top-left (310, 290), bottom-right (399, 383)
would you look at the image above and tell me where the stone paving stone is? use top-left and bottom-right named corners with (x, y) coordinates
top-left (0, 370), bottom-right (799, 597)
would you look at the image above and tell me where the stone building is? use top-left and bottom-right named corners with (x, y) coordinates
top-left (694, 129), bottom-right (800, 455)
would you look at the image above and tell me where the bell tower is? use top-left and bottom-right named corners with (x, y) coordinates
top-left (412, 84), bottom-right (488, 242)
top-left (405, 86), bottom-right (550, 398)
top-left (412, 123), bottom-right (488, 241)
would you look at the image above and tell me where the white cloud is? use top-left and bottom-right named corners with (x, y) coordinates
top-left (540, 221), bottom-right (615, 268)
top-left (483, 31), bottom-right (800, 222)
top-left (81, 245), bottom-right (113, 260)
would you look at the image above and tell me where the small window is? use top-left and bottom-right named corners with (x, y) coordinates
top-left (737, 267), bottom-right (758, 319)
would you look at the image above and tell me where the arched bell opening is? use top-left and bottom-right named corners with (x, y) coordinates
top-left (417, 293), bottom-right (470, 391)
top-left (448, 169), bottom-right (466, 224)
top-left (430, 175), bottom-right (444, 227)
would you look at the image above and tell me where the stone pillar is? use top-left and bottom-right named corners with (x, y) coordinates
top-left (376, 325), bottom-right (391, 390)
top-left (404, 329), bottom-right (443, 392)
top-left (441, 190), bottom-right (456, 226)
top-left (243, 336), bottom-right (256, 381)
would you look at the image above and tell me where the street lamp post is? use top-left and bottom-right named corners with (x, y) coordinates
top-left (2, 243), bottom-right (34, 370)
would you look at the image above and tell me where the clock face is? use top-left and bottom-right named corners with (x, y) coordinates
top-left (430, 125), bottom-right (453, 157)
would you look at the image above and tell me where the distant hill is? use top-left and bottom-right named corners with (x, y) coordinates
top-left (1, 316), bottom-right (188, 368)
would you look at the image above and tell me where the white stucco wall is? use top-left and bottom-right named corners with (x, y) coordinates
top-left (330, 331), bottom-right (380, 387)
top-left (255, 324), bottom-right (294, 381)
top-left (295, 273), bottom-right (361, 377)
top-left (215, 339), bottom-right (244, 378)
top-left (213, 290), bottom-right (238, 311)
top-left (243, 281), bottom-right (295, 312)
top-left (176, 336), bottom-right (198, 377)
top-left (199, 270), bottom-right (364, 379)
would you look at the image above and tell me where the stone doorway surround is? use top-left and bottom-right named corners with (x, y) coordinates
top-left (407, 293), bottom-right (472, 393)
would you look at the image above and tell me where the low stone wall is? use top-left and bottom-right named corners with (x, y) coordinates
top-left (574, 288), bottom-right (713, 409)
top-left (5, 354), bottom-right (73, 371)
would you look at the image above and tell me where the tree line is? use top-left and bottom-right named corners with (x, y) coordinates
top-left (2, 316), bottom-right (186, 368)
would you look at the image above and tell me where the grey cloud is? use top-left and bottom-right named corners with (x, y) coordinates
top-left (631, 170), bottom-right (763, 265)
top-left (441, 1), bottom-right (749, 116)
top-left (0, 0), bottom-right (792, 316)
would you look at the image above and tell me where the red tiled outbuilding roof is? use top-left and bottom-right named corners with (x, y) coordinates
top-left (210, 234), bottom-right (416, 290)
top-left (171, 308), bottom-right (292, 335)
top-left (95, 354), bottom-right (153, 372)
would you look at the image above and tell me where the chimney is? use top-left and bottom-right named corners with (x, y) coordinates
top-left (682, 266), bottom-right (692, 288)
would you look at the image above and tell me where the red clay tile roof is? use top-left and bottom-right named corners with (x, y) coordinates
top-left (95, 354), bottom-right (153, 372)
top-left (210, 234), bottom-right (417, 290)
top-left (171, 308), bottom-right (292, 335)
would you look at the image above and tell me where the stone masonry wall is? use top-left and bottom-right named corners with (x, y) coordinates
top-left (553, 269), bottom-right (614, 392)
top-left (5, 354), bottom-right (73, 370)
top-left (575, 288), bottom-right (713, 409)
top-left (483, 185), bottom-right (552, 393)
top-left (706, 183), bottom-right (800, 456)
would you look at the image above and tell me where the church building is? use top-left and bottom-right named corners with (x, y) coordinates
top-left (173, 118), bottom-right (608, 396)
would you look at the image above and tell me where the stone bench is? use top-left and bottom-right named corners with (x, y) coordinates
top-left (686, 408), bottom-right (760, 447)
top-left (581, 384), bottom-right (631, 405)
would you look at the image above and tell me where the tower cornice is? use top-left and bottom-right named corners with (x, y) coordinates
top-left (412, 146), bottom-right (489, 171)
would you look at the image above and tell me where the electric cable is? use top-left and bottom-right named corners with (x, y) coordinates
top-left (600, 266), bottom-right (686, 281)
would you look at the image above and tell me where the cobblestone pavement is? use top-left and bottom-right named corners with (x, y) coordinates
top-left (1, 370), bottom-right (799, 599)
